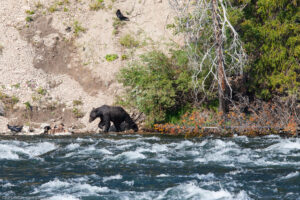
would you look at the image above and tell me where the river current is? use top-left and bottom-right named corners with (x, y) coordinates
top-left (0, 134), bottom-right (299, 200)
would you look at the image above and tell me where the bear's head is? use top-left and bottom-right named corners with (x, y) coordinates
top-left (89, 108), bottom-right (98, 123)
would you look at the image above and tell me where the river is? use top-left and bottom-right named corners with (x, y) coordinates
top-left (0, 134), bottom-right (300, 200)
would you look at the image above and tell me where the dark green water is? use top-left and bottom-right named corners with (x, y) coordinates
top-left (0, 134), bottom-right (299, 200)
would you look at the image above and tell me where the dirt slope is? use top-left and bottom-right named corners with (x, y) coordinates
top-left (0, 0), bottom-right (179, 133)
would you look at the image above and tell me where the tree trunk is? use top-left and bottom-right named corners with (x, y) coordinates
top-left (211, 0), bottom-right (228, 114)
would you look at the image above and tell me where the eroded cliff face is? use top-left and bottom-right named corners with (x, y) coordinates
top-left (0, 0), bottom-right (179, 133)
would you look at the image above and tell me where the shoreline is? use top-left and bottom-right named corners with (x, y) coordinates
top-left (0, 125), bottom-right (299, 138)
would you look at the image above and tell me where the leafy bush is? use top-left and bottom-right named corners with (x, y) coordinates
top-left (121, 54), bottom-right (128, 60)
top-left (90, 0), bottom-right (105, 11)
top-left (73, 21), bottom-right (86, 36)
top-left (25, 10), bottom-right (35, 15)
top-left (11, 96), bottom-right (19, 105)
top-left (72, 108), bottom-right (84, 118)
top-left (25, 16), bottom-right (33, 22)
top-left (117, 50), bottom-right (193, 125)
top-left (105, 54), bottom-right (119, 61)
top-left (24, 101), bottom-right (32, 110)
top-left (12, 83), bottom-right (20, 89)
top-left (37, 87), bottom-right (47, 96)
top-left (119, 34), bottom-right (139, 48)
top-left (48, 4), bottom-right (57, 13)
top-left (73, 99), bottom-right (83, 106)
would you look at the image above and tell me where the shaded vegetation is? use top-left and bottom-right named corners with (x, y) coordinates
top-left (229, 0), bottom-right (300, 99)
top-left (117, 50), bottom-right (193, 125)
top-left (117, 0), bottom-right (299, 132)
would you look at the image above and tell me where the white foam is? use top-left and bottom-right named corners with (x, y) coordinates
top-left (151, 143), bottom-right (169, 152)
top-left (99, 148), bottom-right (113, 155)
top-left (0, 144), bottom-right (20, 159)
top-left (65, 143), bottom-right (80, 151)
top-left (157, 174), bottom-right (170, 177)
top-left (113, 151), bottom-right (146, 161)
top-left (39, 179), bottom-right (70, 191)
top-left (156, 181), bottom-right (251, 200)
top-left (174, 140), bottom-right (194, 149)
top-left (43, 194), bottom-right (80, 200)
top-left (137, 136), bottom-right (161, 141)
top-left (2, 182), bottom-right (15, 188)
top-left (33, 178), bottom-right (110, 196)
top-left (194, 173), bottom-right (216, 180)
top-left (28, 142), bottom-right (57, 156)
top-left (280, 171), bottom-right (299, 180)
top-left (122, 180), bottom-right (134, 186)
top-left (103, 174), bottom-right (122, 182)
top-left (266, 139), bottom-right (300, 153)
top-left (0, 141), bottom-right (56, 160)
top-left (75, 137), bottom-right (94, 142)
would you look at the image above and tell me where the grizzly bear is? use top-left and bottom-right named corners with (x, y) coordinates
top-left (89, 105), bottom-right (138, 132)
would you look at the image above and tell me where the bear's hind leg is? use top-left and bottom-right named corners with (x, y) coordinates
top-left (113, 122), bottom-right (122, 132)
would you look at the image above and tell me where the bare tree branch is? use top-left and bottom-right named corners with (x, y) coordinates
top-left (169, 0), bottom-right (247, 108)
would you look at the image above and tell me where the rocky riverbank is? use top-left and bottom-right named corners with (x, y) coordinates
top-left (0, 0), bottom-right (178, 133)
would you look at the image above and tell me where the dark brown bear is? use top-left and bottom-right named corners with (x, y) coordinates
top-left (89, 105), bottom-right (138, 132)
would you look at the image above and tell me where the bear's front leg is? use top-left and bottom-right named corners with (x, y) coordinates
top-left (103, 116), bottom-right (111, 132)
top-left (98, 120), bottom-right (105, 129)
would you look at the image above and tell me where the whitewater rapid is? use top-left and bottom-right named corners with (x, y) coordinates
top-left (0, 134), bottom-right (299, 199)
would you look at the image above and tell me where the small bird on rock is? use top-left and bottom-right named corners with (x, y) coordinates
top-left (7, 124), bottom-right (23, 133)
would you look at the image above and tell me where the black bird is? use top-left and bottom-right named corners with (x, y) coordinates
top-left (43, 125), bottom-right (51, 134)
top-left (7, 124), bottom-right (23, 133)
top-left (116, 9), bottom-right (129, 21)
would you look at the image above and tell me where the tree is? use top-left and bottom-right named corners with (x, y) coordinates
top-left (229, 0), bottom-right (299, 99)
top-left (169, 0), bottom-right (247, 113)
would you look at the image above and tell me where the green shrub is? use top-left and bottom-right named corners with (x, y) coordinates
top-left (0, 91), bottom-right (8, 100)
top-left (72, 108), bottom-right (84, 118)
top-left (73, 99), bottom-right (83, 106)
top-left (105, 54), bottom-right (119, 61)
top-left (12, 83), bottom-right (20, 89)
top-left (48, 4), bottom-right (57, 13)
top-left (121, 54), bottom-right (128, 60)
top-left (25, 10), bottom-right (35, 15)
top-left (117, 50), bottom-right (193, 125)
top-left (37, 87), bottom-right (47, 95)
top-left (24, 101), bottom-right (32, 110)
top-left (119, 34), bottom-right (139, 48)
top-left (11, 96), bottom-right (19, 105)
top-left (73, 21), bottom-right (86, 36)
top-left (25, 16), bottom-right (33, 22)
top-left (89, 0), bottom-right (105, 11)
